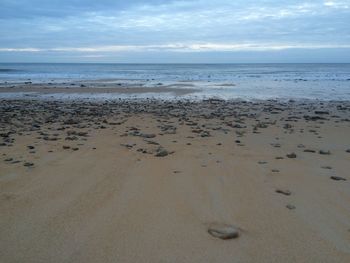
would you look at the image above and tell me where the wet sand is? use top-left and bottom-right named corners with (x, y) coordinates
top-left (0, 81), bottom-right (199, 96)
top-left (1, 98), bottom-right (350, 262)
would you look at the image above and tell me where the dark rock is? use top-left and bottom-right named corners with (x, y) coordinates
top-left (155, 148), bottom-right (169, 157)
top-left (319, 150), bottom-right (331, 155)
top-left (276, 189), bottom-right (291, 196)
top-left (315, 111), bottom-right (329, 115)
top-left (286, 153), bottom-right (297, 158)
top-left (304, 149), bottom-right (316, 153)
top-left (286, 204), bottom-right (296, 210)
top-left (330, 176), bottom-right (346, 181)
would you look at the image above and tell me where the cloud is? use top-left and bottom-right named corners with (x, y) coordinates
top-left (1, 43), bottom-right (350, 53)
top-left (0, 0), bottom-right (349, 62)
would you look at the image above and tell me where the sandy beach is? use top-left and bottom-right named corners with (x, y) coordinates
top-left (1, 98), bottom-right (350, 262)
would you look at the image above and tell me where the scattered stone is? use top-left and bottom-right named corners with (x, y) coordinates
top-left (330, 176), bottom-right (346, 181)
top-left (155, 148), bottom-right (169, 157)
top-left (304, 149), bottom-right (316, 153)
top-left (23, 162), bottom-right (34, 167)
top-left (315, 111), bottom-right (329, 115)
top-left (286, 204), bottom-right (296, 210)
top-left (208, 223), bottom-right (240, 240)
top-left (276, 189), bottom-right (291, 196)
top-left (286, 153), bottom-right (297, 158)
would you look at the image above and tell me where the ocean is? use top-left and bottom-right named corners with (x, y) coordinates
top-left (1, 63), bottom-right (350, 100)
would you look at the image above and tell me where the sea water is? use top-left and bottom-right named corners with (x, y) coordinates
top-left (1, 63), bottom-right (350, 100)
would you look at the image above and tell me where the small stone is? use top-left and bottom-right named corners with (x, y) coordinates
top-left (286, 153), bottom-right (297, 158)
top-left (23, 162), bottom-right (34, 167)
top-left (208, 223), bottom-right (240, 240)
top-left (286, 204), bottom-right (296, 210)
top-left (319, 150), bottom-right (331, 155)
top-left (330, 176), bottom-right (346, 181)
top-left (304, 149), bottom-right (316, 153)
top-left (62, 145), bottom-right (71, 149)
top-left (346, 149), bottom-right (350, 153)
top-left (155, 149), bottom-right (168, 157)
top-left (276, 189), bottom-right (291, 196)
top-left (271, 169), bottom-right (280, 173)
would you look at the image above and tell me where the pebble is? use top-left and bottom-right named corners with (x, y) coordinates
top-left (208, 223), bottom-right (240, 240)
top-left (155, 148), bottom-right (169, 157)
top-left (276, 189), bottom-right (291, 196)
top-left (330, 176), bottom-right (346, 181)
top-left (304, 149), bottom-right (316, 153)
top-left (286, 204), bottom-right (296, 210)
top-left (286, 153), bottom-right (297, 158)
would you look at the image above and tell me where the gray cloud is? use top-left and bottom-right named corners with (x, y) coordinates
top-left (0, 0), bottom-right (349, 62)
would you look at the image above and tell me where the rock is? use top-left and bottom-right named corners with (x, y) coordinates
top-left (330, 176), bottom-right (346, 181)
top-left (346, 149), bottom-right (350, 153)
top-left (23, 162), bottom-right (34, 167)
top-left (155, 148), bottom-right (168, 157)
top-left (286, 204), bottom-right (296, 210)
top-left (140, 133), bottom-right (156, 139)
top-left (271, 169), bottom-right (280, 173)
top-left (62, 145), bottom-right (71, 149)
top-left (286, 153), bottom-right (297, 158)
top-left (304, 149), bottom-right (316, 153)
top-left (276, 189), bottom-right (291, 196)
top-left (315, 111), bottom-right (329, 115)
top-left (120, 143), bottom-right (135, 149)
top-left (208, 223), bottom-right (240, 240)
top-left (319, 150), bottom-right (331, 155)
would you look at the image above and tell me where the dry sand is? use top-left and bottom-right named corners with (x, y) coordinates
top-left (1, 99), bottom-right (350, 262)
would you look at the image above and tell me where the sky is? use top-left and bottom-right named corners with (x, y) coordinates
top-left (0, 0), bottom-right (349, 63)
